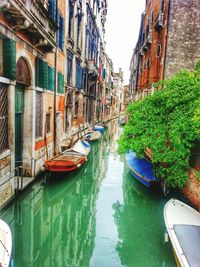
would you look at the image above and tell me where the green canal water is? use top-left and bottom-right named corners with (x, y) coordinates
top-left (1, 120), bottom-right (176, 267)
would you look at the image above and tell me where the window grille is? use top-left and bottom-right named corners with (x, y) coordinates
top-left (35, 91), bottom-right (43, 138)
top-left (46, 113), bottom-right (51, 133)
top-left (0, 83), bottom-right (8, 152)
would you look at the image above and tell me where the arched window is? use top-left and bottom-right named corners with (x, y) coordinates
top-left (16, 57), bottom-right (31, 85)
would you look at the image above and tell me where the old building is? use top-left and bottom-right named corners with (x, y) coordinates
top-left (0, 0), bottom-right (113, 208)
top-left (130, 0), bottom-right (200, 100)
top-left (113, 69), bottom-right (124, 115)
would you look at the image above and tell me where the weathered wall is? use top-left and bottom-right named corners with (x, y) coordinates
top-left (165, 0), bottom-right (200, 78)
top-left (182, 169), bottom-right (200, 210)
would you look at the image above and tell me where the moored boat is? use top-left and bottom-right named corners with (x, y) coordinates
top-left (45, 150), bottom-right (87, 173)
top-left (94, 125), bottom-right (105, 133)
top-left (126, 151), bottom-right (158, 188)
top-left (164, 198), bottom-right (200, 267)
top-left (85, 131), bottom-right (101, 142)
top-left (0, 219), bottom-right (12, 267)
top-left (68, 139), bottom-right (91, 156)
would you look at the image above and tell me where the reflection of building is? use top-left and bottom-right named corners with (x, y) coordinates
top-left (2, 134), bottom-right (110, 266)
top-left (130, 0), bottom-right (200, 101)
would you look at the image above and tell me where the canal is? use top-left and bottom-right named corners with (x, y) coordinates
top-left (1, 120), bottom-right (176, 267)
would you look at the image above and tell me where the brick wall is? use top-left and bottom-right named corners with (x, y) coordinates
top-left (165, 0), bottom-right (200, 78)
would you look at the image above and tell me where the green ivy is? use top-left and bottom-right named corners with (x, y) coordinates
top-left (118, 62), bottom-right (200, 188)
top-left (196, 170), bottom-right (200, 181)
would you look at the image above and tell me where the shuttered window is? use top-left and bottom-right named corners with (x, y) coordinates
top-left (57, 72), bottom-right (64, 94)
top-left (58, 15), bottom-right (64, 50)
top-left (0, 83), bottom-right (8, 151)
top-left (36, 57), bottom-right (48, 89)
top-left (48, 66), bottom-right (55, 91)
top-left (76, 60), bottom-right (83, 89)
top-left (35, 91), bottom-right (43, 138)
top-left (48, 0), bottom-right (57, 22)
top-left (67, 51), bottom-right (73, 85)
top-left (3, 38), bottom-right (16, 80)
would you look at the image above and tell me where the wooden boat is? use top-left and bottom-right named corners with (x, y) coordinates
top-left (94, 125), bottom-right (105, 132)
top-left (68, 139), bottom-right (91, 156)
top-left (85, 131), bottom-right (101, 142)
top-left (45, 150), bottom-right (87, 172)
top-left (0, 219), bottom-right (12, 267)
top-left (126, 151), bottom-right (158, 188)
top-left (164, 198), bottom-right (200, 267)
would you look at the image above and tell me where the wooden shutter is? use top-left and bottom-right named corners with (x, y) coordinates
top-left (57, 72), bottom-right (64, 94)
top-left (3, 38), bottom-right (16, 80)
top-left (48, 66), bottom-right (55, 91)
top-left (59, 15), bottom-right (64, 50)
top-left (36, 57), bottom-right (48, 89)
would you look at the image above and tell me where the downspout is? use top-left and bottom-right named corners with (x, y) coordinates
top-left (162, 0), bottom-right (171, 80)
top-left (54, 46), bottom-right (57, 155)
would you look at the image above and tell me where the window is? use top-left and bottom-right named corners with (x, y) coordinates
top-left (58, 14), bottom-right (64, 50)
top-left (0, 83), bottom-right (8, 152)
top-left (67, 51), bottom-right (73, 85)
top-left (46, 113), bottom-right (51, 133)
top-left (35, 91), bottom-right (43, 138)
top-left (74, 93), bottom-right (79, 117)
top-left (48, 0), bottom-right (57, 22)
top-left (68, 0), bottom-right (74, 39)
top-left (76, 60), bottom-right (83, 89)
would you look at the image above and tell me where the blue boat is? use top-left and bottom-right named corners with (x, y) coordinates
top-left (126, 151), bottom-right (158, 188)
top-left (94, 125), bottom-right (105, 133)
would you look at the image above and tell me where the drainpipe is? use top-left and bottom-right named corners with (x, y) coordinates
top-left (54, 46), bottom-right (57, 155)
top-left (162, 0), bottom-right (171, 80)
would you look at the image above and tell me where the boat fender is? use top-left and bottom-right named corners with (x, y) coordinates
top-left (77, 163), bottom-right (81, 168)
top-left (164, 230), bottom-right (169, 242)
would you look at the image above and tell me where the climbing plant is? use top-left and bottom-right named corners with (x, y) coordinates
top-left (118, 62), bottom-right (200, 188)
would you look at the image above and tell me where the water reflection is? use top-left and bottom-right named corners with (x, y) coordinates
top-left (113, 169), bottom-right (176, 267)
top-left (1, 129), bottom-right (110, 267)
top-left (0, 120), bottom-right (176, 267)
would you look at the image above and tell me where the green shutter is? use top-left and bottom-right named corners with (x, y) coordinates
top-left (3, 38), bottom-right (16, 80)
top-left (57, 72), bottom-right (64, 94)
top-left (36, 57), bottom-right (48, 88)
top-left (48, 66), bottom-right (55, 91)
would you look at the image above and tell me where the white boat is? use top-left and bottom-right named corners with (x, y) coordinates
top-left (0, 219), bottom-right (12, 267)
top-left (67, 139), bottom-right (91, 156)
top-left (85, 131), bottom-right (101, 142)
top-left (164, 198), bottom-right (200, 267)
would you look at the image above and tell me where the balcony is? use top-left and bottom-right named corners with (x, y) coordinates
top-left (154, 11), bottom-right (164, 31)
top-left (1, 0), bottom-right (58, 52)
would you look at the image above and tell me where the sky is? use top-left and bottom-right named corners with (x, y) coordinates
top-left (105, 1), bottom-right (145, 84)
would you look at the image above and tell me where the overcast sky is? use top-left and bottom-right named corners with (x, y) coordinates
top-left (105, 1), bottom-right (145, 84)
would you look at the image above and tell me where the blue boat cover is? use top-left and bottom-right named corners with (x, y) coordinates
top-left (126, 151), bottom-right (158, 182)
top-left (174, 224), bottom-right (200, 267)
top-left (81, 140), bottom-right (90, 148)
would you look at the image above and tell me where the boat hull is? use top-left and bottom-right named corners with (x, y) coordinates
top-left (86, 131), bottom-right (101, 142)
top-left (164, 199), bottom-right (200, 267)
top-left (126, 151), bottom-right (158, 188)
top-left (45, 152), bottom-right (87, 173)
top-left (0, 219), bottom-right (12, 267)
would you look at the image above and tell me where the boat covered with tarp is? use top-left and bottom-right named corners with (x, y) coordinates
top-left (164, 198), bottom-right (200, 267)
top-left (126, 151), bottom-right (158, 188)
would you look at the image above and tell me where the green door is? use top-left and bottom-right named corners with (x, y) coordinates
top-left (15, 84), bottom-right (24, 165)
